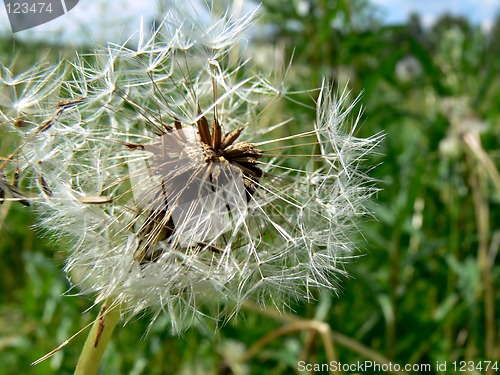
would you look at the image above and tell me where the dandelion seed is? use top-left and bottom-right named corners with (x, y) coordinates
top-left (8, 3), bottom-right (381, 332)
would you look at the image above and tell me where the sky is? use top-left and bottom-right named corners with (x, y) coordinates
top-left (0, 0), bottom-right (158, 44)
top-left (0, 0), bottom-right (498, 44)
top-left (371, 0), bottom-right (499, 29)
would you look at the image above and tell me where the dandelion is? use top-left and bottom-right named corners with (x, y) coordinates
top-left (3, 2), bottom-right (380, 372)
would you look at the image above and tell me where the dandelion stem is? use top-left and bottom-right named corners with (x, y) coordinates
top-left (74, 298), bottom-right (121, 375)
top-left (464, 133), bottom-right (496, 370)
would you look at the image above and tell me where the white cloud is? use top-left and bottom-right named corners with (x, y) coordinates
top-left (0, 0), bottom-right (157, 45)
top-left (370, 0), bottom-right (499, 26)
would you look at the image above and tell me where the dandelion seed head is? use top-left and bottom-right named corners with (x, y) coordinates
top-left (7, 3), bottom-right (381, 331)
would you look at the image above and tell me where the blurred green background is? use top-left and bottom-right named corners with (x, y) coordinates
top-left (1, 0), bottom-right (499, 374)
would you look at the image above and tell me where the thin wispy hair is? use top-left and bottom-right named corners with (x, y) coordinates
top-left (1, 3), bottom-right (381, 332)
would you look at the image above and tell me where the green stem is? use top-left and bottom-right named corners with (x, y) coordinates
top-left (74, 298), bottom-right (121, 375)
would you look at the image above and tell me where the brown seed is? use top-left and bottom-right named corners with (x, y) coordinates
top-left (56, 97), bottom-right (84, 109)
top-left (39, 175), bottom-right (53, 197)
top-left (78, 196), bottom-right (113, 204)
top-left (37, 118), bottom-right (54, 133)
top-left (13, 117), bottom-right (29, 128)
top-left (220, 127), bottom-right (244, 149)
top-left (211, 118), bottom-right (222, 149)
